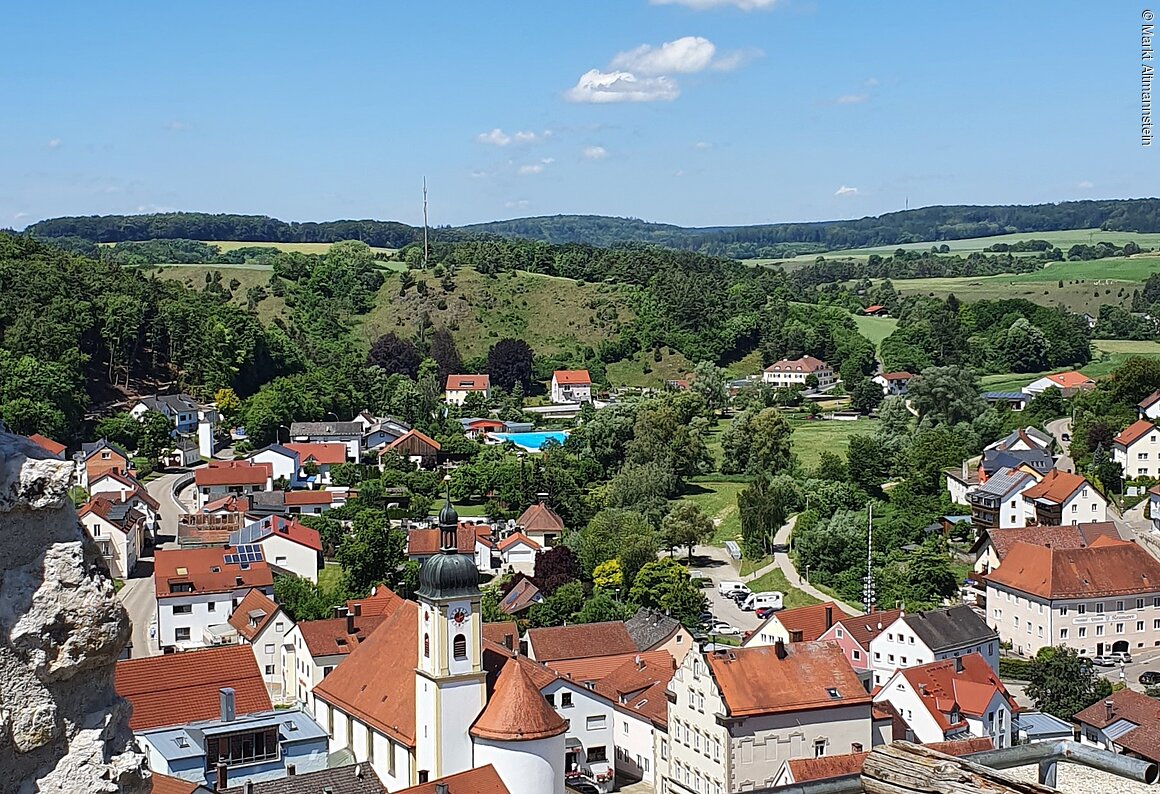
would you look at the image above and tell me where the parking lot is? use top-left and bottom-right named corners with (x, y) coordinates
top-left (685, 550), bottom-right (766, 638)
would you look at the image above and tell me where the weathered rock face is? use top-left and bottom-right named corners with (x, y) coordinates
top-left (0, 430), bottom-right (148, 794)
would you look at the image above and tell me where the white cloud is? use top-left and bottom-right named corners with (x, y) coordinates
top-left (834, 93), bottom-right (868, 105)
top-left (864, 77), bottom-right (879, 87)
top-left (612, 36), bottom-right (717, 75)
top-left (834, 185), bottom-right (859, 197)
top-left (650, 0), bottom-right (779, 9)
top-left (46, 138), bottom-right (61, 149)
top-left (165, 120), bottom-right (190, 131)
top-left (13, 212), bottom-right (29, 220)
top-left (469, 170), bottom-right (489, 179)
top-left (477, 128), bottom-right (550, 146)
top-left (1078, 180), bottom-right (1095, 189)
top-left (518, 157), bottom-right (555, 175)
top-left (566, 69), bottom-right (680, 103)
top-left (674, 169), bottom-right (686, 177)
top-left (583, 146), bottom-right (608, 160)
top-left (505, 200), bottom-right (530, 209)
top-left (694, 141), bottom-right (713, 149)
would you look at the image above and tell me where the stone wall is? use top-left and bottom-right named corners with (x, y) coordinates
top-left (0, 430), bottom-right (147, 793)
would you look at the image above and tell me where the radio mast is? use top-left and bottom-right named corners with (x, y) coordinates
top-left (863, 503), bottom-right (876, 611)
top-left (422, 177), bottom-right (430, 269)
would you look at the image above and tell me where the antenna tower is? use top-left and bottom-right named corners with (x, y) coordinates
top-left (422, 177), bottom-right (430, 269)
top-left (863, 503), bottom-right (876, 610)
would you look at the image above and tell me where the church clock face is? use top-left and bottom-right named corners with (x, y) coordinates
top-left (451, 607), bottom-right (468, 625)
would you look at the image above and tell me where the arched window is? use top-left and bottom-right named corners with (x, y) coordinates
top-left (423, 633), bottom-right (430, 658)
top-left (453, 633), bottom-right (467, 661)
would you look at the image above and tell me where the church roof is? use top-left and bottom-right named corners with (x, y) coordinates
top-left (470, 658), bottom-right (567, 742)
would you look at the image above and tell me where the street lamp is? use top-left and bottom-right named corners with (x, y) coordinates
top-left (277, 424), bottom-right (290, 445)
top-left (325, 411), bottom-right (340, 422)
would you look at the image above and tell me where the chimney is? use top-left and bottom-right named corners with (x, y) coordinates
top-left (825, 605), bottom-right (834, 629)
top-left (287, 764), bottom-right (296, 776)
top-left (352, 602), bottom-right (362, 617)
top-left (346, 610), bottom-right (355, 636)
top-left (436, 785), bottom-right (450, 794)
top-left (219, 687), bottom-right (236, 722)
top-left (918, 683), bottom-right (927, 695)
top-left (635, 654), bottom-right (644, 670)
top-left (775, 639), bottom-right (787, 660)
top-left (215, 762), bottom-right (228, 791)
top-left (1106, 700), bottom-right (1114, 721)
top-left (244, 783), bottom-right (255, 794)
top-left (335, 605), bottom-right (348, 620)
top-left (954, 656), bottom-right (964, 673)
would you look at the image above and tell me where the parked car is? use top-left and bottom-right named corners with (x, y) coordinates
top-left (711, 622), bottom-right (740, 636)
top-left (755, 606), bottom-right (777, 619)
top-left (1061, 432), bottom-right (1071, 442)
top-left (568, 782), bottom-right (600, 794)
top-left (727, 590), bottom-right (749, 603)
top-left (689, 570), bottom-right (709, 587)
top-left (717, 580), bottom-right (751, 598)
top-left (1139, 671), bottom-right (1160, 686)
top-left (1109, 651), bottom-right (1133, 664)
top-left (741, 591), bottom-right (785, 612)
top-left (1090, 656), bottom-right (1116, 667)
top-left (699, 611), bottom-right (714, 625)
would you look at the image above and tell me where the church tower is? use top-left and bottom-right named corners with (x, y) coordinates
top-left (414, 486), bottom-right (485, 781)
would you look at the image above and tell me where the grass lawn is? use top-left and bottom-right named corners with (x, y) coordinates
top-left (739, 556), bottom-right (771, 576)
top-left (745, 568), bottom-right (821, 610)
top-left (683, 480), bottom-right (746, 545)
top-left (979, 340), bottom-right (1160, 393)
top-left (451, 499), bottom-right (492, 517)
top-left (850, 314), bottom-right (899, 350)
top-left (790, 417), bottom-right (879, 469)
top-left (318, 561), bottom-right (344, 592)
top-left (722, 349), bottom-right (764, 379)
top-left (149, 264), bottom-right (291, 324)
top-left (604, 347), bottom-right (695, 388)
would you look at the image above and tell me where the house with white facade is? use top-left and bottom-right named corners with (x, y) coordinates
top-left (79, 496), bottom-right (146, 579)
top-left (130, 393), bottom-right (217, 459)
top-left (873, 654), bottom-right (1018, 749)
top-left (74, 438), bottom-right (133, 491)
top-left (26, 433), bottom-right (67, 460)
top-left (445, 374), bottom-right (492, 406)
top-left (873, 372), bottom-right (913, 397)
top-left (88, 470), bottom-right (160, 532)
top-left (1022, 371), bottom-right (1095, 397)
top-left (229, 515), bottom-right (323, 583)
top-left (1074, 689), bottom-right (1160, 765)
top-left (743, 602), bottom-right (846, 648)
top-left (1139, 390), bottom-right (1160, 420)
top-left (193, 460), bottom-right (273, 510)
top-left (969, 521), bottom-right (1120, 576)
top-left (406, 523), bottom-right (498, 576)
top-left (247, 444), bottom-right (302, 488)
top-left (1113, 419), bottom-right (1160, 479)
top-left (285, 442), bottom-right (347, 486)
top-left (967, 467), bottom-right (1040, 531)
top-left (154, 546), bottom-right (273, 651)
top-left (228, 589), bottom-right (293, 699)
top-left (590, 654), bottom-right (675, 788)
top-left (288, 421), bottom-right (362, 462)
top-left (282, 609), bottom-right (387, 709)
top-left (550, 370), bottom-right (593, 404)
top-left (868, 605), bottom-right (999, 688)
top-left (514, 500), bottom-right (566, 549)
top-left (985, 535), bottom-right (1160, 658)
top-left (664, 641), bottom-right (873, 794)
top-left (1021, 470), bottom-right (1107, 526)
top-left (357, 413), bottom-right (411, 453)
top-left (498, 532), bottom-right (541, 572)
top-left (762, 355), bottom-right (835, 390)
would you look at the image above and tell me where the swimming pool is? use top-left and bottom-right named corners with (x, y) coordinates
top-left (490, 431), bottom-right (568, 451)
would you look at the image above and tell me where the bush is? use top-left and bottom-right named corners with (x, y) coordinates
top-left (999, 657), bottom-right (1033, 680)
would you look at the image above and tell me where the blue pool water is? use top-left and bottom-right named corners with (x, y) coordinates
top-left (491, 431), bottom-right (568, 450)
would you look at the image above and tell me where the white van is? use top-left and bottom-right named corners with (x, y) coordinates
top-left (741, 591), bottom-right (784, 612)
top-left (717, 581), bottom-right (750, 597)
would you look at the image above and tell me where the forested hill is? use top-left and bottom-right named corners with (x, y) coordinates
top-left (23, 198), bottom-right (1160, 257)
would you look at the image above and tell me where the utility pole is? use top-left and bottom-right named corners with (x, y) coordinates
top-left (863, 503), bottom-right (876, 611)
top-left (422, 177), bottom-right (429, 269)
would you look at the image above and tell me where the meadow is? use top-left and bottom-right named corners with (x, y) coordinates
top-left (850, 314), bottom-right (899, 350)
top-left (789, 416), bottom-right (879, 468)
top-left (205, 240), bottom-right (399, 256)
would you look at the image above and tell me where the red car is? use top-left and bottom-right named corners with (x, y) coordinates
top-left (755, 606), bottom-right (776, 619)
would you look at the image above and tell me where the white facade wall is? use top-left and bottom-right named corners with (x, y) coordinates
top-left (874, 673), bottom-right (1012, 748)
top-left (246, 612), bottom-right (292, 693)
top-left (869, 619), bottom-right (998, 687)
top-left (1152, 491), bottom-right (1160, 533)
top-left (542, 680), bottom-right (615, 786)
top-left (1059, 487), bottom-right (1108, 524)
top-left (312, 698), bottom-right (415, 790)
top-left (1114, 430), bottom-right (1160, 479)
top-left (550, 380), bottom-right (592, 404)
top-left (615, 710), bottom-right (659, 784)
top-left (81, 514), bottom-right (137, 579)
top-left (196, 482), bottom-right (268, 510)
top-left (249, 448), bottom-right (300, 487)
top-left (475, 735), bottom-right (566, 794)
top-left (157, 590), bottom-right (248, 648)
top-left (945, 473), bottom-right (976, 506)
top-left (761, 367), bottom-right (836, 388)
top-left (258, 534), bottom-right (319, 583)
top-left (281, 626), bottom-right (344, 707)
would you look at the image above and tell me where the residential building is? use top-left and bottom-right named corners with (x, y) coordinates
top-left (358, 413), bottom-right (411, 453)
top-left (514, 499), bottom-right (566, 548)
top-left (1152, 484), bottom-right (1160, 532)
top-left (220, 765), bottom-right (390, 794)
top-left (154, 546), bottom-right (274, 650)
top-left (229, 516), bottom-right (322, 581)
top-left (982, 392), bottom-right (1030, 411)
top-left (1022, 371), bottom-right (1096, 397)
top-left (1139, 390), bottom-right (1160, 420)
top-left (131, 393), bottom-right (218, 458)
top-left (228, 589), bottom-right (293, 698)
top-left (550, 370), bottom-right (593, 404)
top-left (1113, 419), bottom-right (1160, 479)
top-left (78, 496), bottom-right (146, 579)
top-left (873, 372), bottom-right (913, 397)
top-left (944, 461), bottom-right (979, 506)
top-left (74, 438), bottom-right (133, 490)
top-left (868, 605), bottom-right (999, 687)
top-left (288, 421), bottom-right (362, 462)
top-left (247, 444), bottom-right (302, 488)
top-left (285, 442), bottom-right (349, 484)
top-left (498, 576), bottom-right (545, 616)
top-left (769, 738), bottom-right (993, 787)
top-left (497, 532), bottom-right (541, 571)
top-left (979, 447), bottom-right (1055, 480)
top-left (970, 521), bottom-right (1120, 575)
top-left (743, 602), bottom-right (846, 648)
top-left (967, 467), bottom-right (1040, 531)
top-left (985, 426), bottom-right (1053, 453)
top-left (407, 523), bottom-right (497, 575)
top-left (625, 607), bottom-right (695, 665)
top-left (282, 610), bottom-right (387, 709)
top-left (396, 766), bottom-right (510, 794)
top-left (985, 535), bottom-right (1160, 657)
top-left (444, 374), bottom-right (492, 406)
top-left (816, 609), bottom-right (904, 681)
top-left (525, 621), bottom-right (638, 664)
top-left (1075, 689), bottom-right (1160, 765)
top-left (761, 355), bottom-right (835, 389)
top-left (862, 304), bottom-right (889, 316)
top-left (664, 641), bottom-right (873, 793)
top-left (592, 653), bottom-right (676, 787)
top-left (382, 428), bottom-right (441, 469)
top-left (1022, 470), bottom-right (1107, 526)
top-left (194, 460), bottom-right (273, 510)
top-left (1015, 711), bottom-right (1075, 745)
top-left (26, 433), bottom-right (66, 459)
top-left (873, 655), bottom-right (1018, 748)
top-left (87, 470), bottom-right (160, 531)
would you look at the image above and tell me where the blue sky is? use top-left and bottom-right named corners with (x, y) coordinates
top-left (1, 1), bottom-right (1152, 229)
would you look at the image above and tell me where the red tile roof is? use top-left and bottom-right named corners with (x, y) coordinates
top-left (783, 738), bottom-right (993, 784)
top-left (407, 524), bottom-right (478, 555)
top-left (827, 609), bottom-right (904, 649)
top-left (526, 621), bottom-right (637, 662)
top-left (1114, 419), bottom-right (1157, 448)
top-left (592, 654), bottom-right (676, 729)
top-left (261, 515), bottom-right (323, 552)
top-left (979, 522), bottom-right (1119, 562)
top-left (1021, 469), bottom-right (1091, 505)
top-left (764, 355), bottom-right (831, 373)
top-left (553, 369), bottom-right (592, 385)
top-left (482, 621), bottom-right (521, 650)
top-left (754, 601), bottom-right (848, 643)
top-left (862, 304), bottom-right (886, 313)
top-left (77, 496), bottom-right (144, 530)
top-left (202, 494), bottom-right (250, 513)
top-left (1140, 390), bottom-right (1160, 410)
top-left (545, 649), bottom-right (673, 684)
top-left (312, 601), bottom-right (418, 747)
top-left (445, 374), bottom-right (491, 391)
top-left (154, 547), bottom-right (273, 598)
top-left (26, 433), bottom-right (66, 456)
top-left (227, 589), bottom-right (280, 642)
top-left (516, 501), bottom-right (566, 534)
top-left (1074, 689), bottom-right (1160, 763)
top-left (879, 372), bottom-right (913, 381)
top-left (707, 641), bottom-right (870, 718)
top-left (346, 585), bottom-right (407, 619)
top-left (987, 537), bottom-right (1160, 599)
top-left (283, 489), bottom-right (338, 505)
top-left (297, 615), bottom-right (386, 657)
top-left (194, 460), bottom-right (272, 487)
top-left (91, 471), bottom-right (161, 510)
top-left (115, 645), bottom-right (271, 730)
top-left (150, 773), bottom-right (203, 794)
top-left (497, 531), bottom-right (541, 552)
top-left (896, 654), bottom-right (1017, 733)
top-left (470, 657), bottom-right (568, 742)
top-left (396, 765), bottom-right (510, 794)
top-left (1046, 371), bottom-right (1095, 389)
top-left (286, 442), bottom-right (348, 465)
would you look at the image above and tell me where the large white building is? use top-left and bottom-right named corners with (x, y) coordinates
top-left (79, 496), bottom-right (146, 579)
top-left (230, 515), bottom-right (323, 583)
top-left (445, 374), bottom-right (492, 406)
top-left (153, 546), bottom-right (274, 651)
top-left (967, 467), bottom-right (1040, 531)
top-left (867, 606), bottom-right (999, 688)
top-left (1113, 419), bottom-right (1160, 479)
top-left (1021, 470), bottom-right (1107, 526)
top-left (761, 355), bottom-right (835, 389)
top-left (193, 460), bottom-right (273, 510)
top-left (985, 535), bottom-right (1160, 657)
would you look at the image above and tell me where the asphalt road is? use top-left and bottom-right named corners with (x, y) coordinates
top-left (1045, 417), bottom-right (1075, 474)
top-left (117, 471), bottom-right (190, 658)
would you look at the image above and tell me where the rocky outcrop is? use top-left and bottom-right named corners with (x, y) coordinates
top-left (0, 430), bottom-right (148, 794)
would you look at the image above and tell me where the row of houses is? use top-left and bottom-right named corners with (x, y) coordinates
top-left (445, 371), bottom-right (594, 406)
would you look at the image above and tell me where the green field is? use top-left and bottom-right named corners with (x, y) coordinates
top-left (150, 264), bottom-right (290, 323)
top-left (850, 314), bottom-right (899, 349)
top-left (604, 347), bottom-right (695, 388)
top-left (684, 480), bottom-right (747, 545)
top-left (205, 240), bottom-right (398, 256)
top-left (745, 567), bottom-right (821, 609)
top-left (790, 417), bottom-right (879, 468)
top-left (978, 340), bottom-right (1160, 393)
